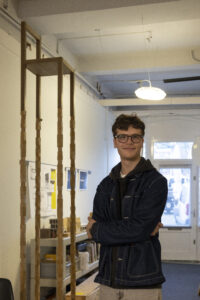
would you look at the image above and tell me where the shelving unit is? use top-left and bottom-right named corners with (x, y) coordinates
top-left (39, 261), bottom-right (98, 288)
top-left (30, 232), bottom-right (99, 300)
top-left (20, 22), bottom-right (77, 300)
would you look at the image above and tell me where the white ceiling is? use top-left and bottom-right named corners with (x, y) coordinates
top-left (16, 0), bottom-right (200, 110)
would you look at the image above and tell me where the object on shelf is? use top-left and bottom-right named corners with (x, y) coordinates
top-left (77, 241), bottom-right (100, 263)
top-left (86, 241), bottom-right (97, 263)
top-left (40, 228), bottom-right (51, 238)
top-left (77, 242), bottom-right (87, 252)
top-left (46, 293), bottom-right (56, 300)
top-left (41, 257), bottom-right (79, 279)
top-left (44, 254), bottom-right (56, 262)
top-left (40, 261), bottom-right (69, 279)
top-left (79, 252), bottom-right (89, 271)
top-left (49, 217), bottom-right (81, 234)
top-left (63, 217), bottom-right (81, 233)
top-left (49, 219), bottom-right (57, 230)
top-left (65, 272), bottom-right (99, 300)
top-left (80, 224), bottom-right (87, 232)
top-left (63, 232), bottom-right (70, 237)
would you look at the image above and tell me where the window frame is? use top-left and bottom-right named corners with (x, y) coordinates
top-left (152, 140), bottom-right (193, 160)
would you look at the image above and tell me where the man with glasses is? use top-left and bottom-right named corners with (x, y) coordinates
top-left (86, 114), bottom-right (168, 300)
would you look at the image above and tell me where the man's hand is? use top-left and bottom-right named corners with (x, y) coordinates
top-left (86, 216), bottom-right (96, 239)
top-left (151, 222), bottom-right (163, 236)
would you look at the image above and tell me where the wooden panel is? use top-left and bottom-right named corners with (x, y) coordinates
top-left (26, 57), bottom-right (72, 76)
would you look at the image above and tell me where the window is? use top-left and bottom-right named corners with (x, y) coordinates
top-left (154, 142), bottom-right (193, 159)
top-left (160, 167), bottom-right (191, 227)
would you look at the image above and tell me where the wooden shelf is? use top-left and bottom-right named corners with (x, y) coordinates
top-left (26, 57), bottom-right (73, 76)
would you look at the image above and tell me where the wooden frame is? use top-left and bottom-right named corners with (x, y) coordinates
top-left (20, 21), bottom-right (76, 300)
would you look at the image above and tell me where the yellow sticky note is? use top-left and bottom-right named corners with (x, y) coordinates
top-left (76, 293), bottom-right (84, 295)
top-left (51, 191), bottom-right (56, 209)
top-left (51, 169), bottom-right (56, 181)
top-left (51, 169), bottom-right (56, 209)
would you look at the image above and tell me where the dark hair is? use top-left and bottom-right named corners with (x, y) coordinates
top-left (112, 114), bottom-right (145, 137)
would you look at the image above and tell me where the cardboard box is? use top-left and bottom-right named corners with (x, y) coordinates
top-left (40, 228), bottom-right (52, 238)
top-left (63, 217), bottom-right (81, 233)
top-left (49, 217), bottom-right (81, 235)
top-left (65, 273), bottom-right (99, 300)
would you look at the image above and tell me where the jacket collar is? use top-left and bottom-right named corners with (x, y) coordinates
top-left (110, 157), bottom-right (155, 181)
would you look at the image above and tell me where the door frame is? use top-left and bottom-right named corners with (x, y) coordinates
top-left (157, 160), bottom-right (198, 261)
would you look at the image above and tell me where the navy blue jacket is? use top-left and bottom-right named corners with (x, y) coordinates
top-left (91, 158), bottom-right (168, 288)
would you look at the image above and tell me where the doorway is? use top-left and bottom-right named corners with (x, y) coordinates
top-left (159, 164), bottom-right (197, 261)
top-left (150, 140), bottom-right (198, 261)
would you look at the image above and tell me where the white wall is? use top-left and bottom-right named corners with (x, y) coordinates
top-left (0, 26), bottom-right (21, 298)
top-left (0, 24), bottom-right (114, 300)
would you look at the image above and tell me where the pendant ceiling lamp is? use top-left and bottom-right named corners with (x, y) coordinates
top-left (135, 80), bottom-right (166, 101)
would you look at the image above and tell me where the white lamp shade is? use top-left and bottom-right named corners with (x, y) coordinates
top-left (135, 86), bottom-right (166, 101)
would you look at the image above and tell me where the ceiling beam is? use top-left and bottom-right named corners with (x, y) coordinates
top-left (18, 0), bottom-right (180, 18)
top-left (99, 96), bottom-right (200, 106)
top-left (78, 48), bottom-right (200, 74)
top-left (18, 0), bottom-right (200, 35)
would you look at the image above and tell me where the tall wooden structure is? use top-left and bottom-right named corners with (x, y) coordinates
top-left (20, 22), bottom-right (76, 300)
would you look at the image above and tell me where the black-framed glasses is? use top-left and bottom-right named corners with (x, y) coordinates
top-left (114, 134), bottom-right (143, 144)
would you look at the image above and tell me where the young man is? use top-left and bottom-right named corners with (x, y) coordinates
top-left (86, 114), bottom-right (168, 300)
